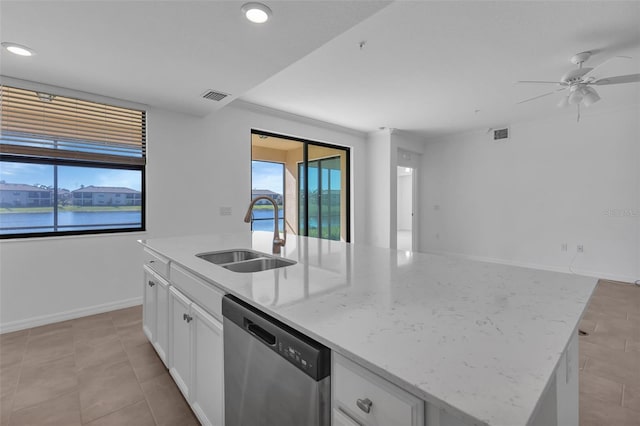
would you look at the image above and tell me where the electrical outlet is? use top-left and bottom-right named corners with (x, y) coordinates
top-left (577, 245), bottom-right (584, 253)
top-left (219, 206), bottom-right (232, 216)
top-left (561, 243), bottom-right (568, 252)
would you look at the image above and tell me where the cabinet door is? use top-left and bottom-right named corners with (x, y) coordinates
top-left (191, 304), bottom-right (224, 426)
top-left (142, 266), bottom-right (157, 343)
top-left (154, 276), bottom-right (170, 367)
top-left (169, 286), bottom-right (192, 400)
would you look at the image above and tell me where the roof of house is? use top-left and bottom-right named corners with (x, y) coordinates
top-left (0, 183), bottom-right (51, 192)
top-left (71, 185), bottom-right (140, 194)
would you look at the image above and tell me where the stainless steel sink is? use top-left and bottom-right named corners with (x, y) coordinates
top-left (196, 249), bottom-right (296, 273)
top-left (197, 249), bottom-right (263, 265)
top-left (222, 257), bottom-right (296, 273)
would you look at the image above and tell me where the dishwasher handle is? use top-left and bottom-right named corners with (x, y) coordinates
top-left (245, 319), bottom-right (277, 346)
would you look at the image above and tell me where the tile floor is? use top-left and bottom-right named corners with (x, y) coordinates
top-left (0, 306), bottom-right (198, 425)
top-left (0, 280), bottom-right (638, 425)
top-left (578, 280), bottom-right (640, 426)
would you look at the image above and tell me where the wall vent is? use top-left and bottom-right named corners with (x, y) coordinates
top-left (201, 89), bottom-right (229, 102)
top-left (493, 127), bottom-right (509, 140)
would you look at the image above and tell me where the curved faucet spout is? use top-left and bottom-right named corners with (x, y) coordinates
top-left (244, 195), bottom-right (286, 254)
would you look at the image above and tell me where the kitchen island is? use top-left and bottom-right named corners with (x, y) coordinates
top-left (139, 231), bottom-right (597, 426)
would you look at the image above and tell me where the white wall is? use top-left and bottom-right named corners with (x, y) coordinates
top-left (0, 97), bottom-right (367, 332)
top-left (397, 173), bottom-right (412, 230)
top-left (365, 129), bottom-right (393, 248)
top-left (420, 106), bottom-right (640, 283)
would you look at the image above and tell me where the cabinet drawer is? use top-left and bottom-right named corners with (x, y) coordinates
top-left (143, 248), bottom-right (170, 279)
top-left (333, 353), bottom-right (424, 426)
top-left (170, 263), bottom-right (224, 321)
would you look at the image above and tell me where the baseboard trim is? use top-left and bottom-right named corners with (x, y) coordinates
top-left (424, 250), bottom-right (637, 284)
top-left (0, 297), bottom-right (143, 334)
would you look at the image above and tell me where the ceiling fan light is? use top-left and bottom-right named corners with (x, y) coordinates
top-left (568, 90), bottom-right (583, 105)
top-left (557, 96), bottom-right (570, 108)
top-left (582, 87), bottom-right (600, 107)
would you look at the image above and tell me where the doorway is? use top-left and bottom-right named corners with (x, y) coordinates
top-left (397, 166), bottom-right (414, 251)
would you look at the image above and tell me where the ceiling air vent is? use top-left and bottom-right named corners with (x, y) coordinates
top-left (201, 89), bottom-right (229, 102)
top-left (493, 127), bottom-right (509, 141)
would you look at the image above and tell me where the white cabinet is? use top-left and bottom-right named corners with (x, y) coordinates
top-left (333, 353), bottom-right (424, 426)
top-left (191, 304), bottom-right (224, 426)
top-left (168, 282), bottom-right (224, 426)
top-left (143, 266), bottom-right (169, 366)
top-left (169, 286), bottom-right (192, 398)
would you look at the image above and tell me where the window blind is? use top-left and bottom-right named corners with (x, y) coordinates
top-left (0, 85), bottom-right (145, 165)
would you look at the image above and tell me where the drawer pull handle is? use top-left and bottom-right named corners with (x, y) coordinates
top-left (149, 260), bottom-right (155, 263)
top-left (356, 398), bottom-right (372, 414)
top-left (148, 280), bottom-right (155, 287)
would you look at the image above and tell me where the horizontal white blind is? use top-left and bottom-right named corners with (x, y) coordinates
top-left (0, 85), bottom-right (145, 165)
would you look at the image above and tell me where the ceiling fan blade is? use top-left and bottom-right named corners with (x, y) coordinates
top-left (517, 88), bottom-right (566, 104)
top-left (516, 80), bottom-right (563, 85)
top-left (592, 73), bottom-right (640, 85)
top-left (581, 56), bottom-right (632, 82)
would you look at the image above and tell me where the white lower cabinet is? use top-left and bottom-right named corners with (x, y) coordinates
top-left (142, 266), bottom-right (169, 366)
top-left (168, 285), bottom-right (224, 426)
top-left (333, 353), bottom-right (424, 426)
top-left (191, 304), bottom-right (224, 426)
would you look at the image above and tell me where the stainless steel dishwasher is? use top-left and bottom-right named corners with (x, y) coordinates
top-left (222, 294), bottom-right (331, 426)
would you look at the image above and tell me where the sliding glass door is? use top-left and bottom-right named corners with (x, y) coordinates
top-left (251, 131), bottom-right (350, 242)
top-left (299, 157), bottom-right (341, 240)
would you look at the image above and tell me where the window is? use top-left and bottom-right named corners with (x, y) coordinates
top-left (0, 85), bottom-right (146, 238)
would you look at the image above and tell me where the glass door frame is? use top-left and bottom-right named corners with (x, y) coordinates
top-left (251, 130), bottom-right (351, 242)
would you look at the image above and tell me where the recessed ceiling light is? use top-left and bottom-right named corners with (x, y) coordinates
top-left (1, 42), bottom-right (35, 57)
top-left (241, 2), bottom-right (272, 24)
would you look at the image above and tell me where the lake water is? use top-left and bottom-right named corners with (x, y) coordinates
top-left (0, 211), bottom-right (141, 234)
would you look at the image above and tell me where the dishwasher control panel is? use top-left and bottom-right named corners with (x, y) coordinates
top-left (222, 294), bottom-right (331, 381)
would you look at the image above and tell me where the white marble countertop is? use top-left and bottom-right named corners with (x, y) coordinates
top-left (140, 231), bottom-right (597, 426)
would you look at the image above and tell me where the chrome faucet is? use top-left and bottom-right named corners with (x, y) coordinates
top-left (244, 196), bottom-right (286, 254)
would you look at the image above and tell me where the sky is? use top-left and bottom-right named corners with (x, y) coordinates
top-left (0, 161), bottom-right (142, 191)
top-left (252, 161), bottom-right (283, 194)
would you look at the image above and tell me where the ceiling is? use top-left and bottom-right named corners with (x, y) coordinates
top-left (0, 1), bottom-right (389, 116)
top-left (1, 1), bottom-right (639, 138)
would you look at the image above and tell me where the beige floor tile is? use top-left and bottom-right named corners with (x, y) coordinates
top-left (9, 391), bottom-right (81, 426)
top-left (580, 393), bottom-right (640, 426)
top-left (116, 322), bottom-right (148, 350)
top-left (626, 339), bottom-right (640, 353)
top-left (73, 322), bottom-right (120, 349)
top-left (110, 305), bottom-right (143, 329)
top-left (579, 370), bottom-right (623, 405)
top-left (84, 400), bottom-right (155, 426)
top-left (23, 328), bottom-right (74, 364)
top-left (595, 318), bottom-right (640, 341)
top-left (13, 354), bottom-right (78, 411)
top-left (623, 383), bottom-right (640, 414)
top-left (126, 342), bottom-right (167, 383)
top-left (27, 320), bottom-right (73, 338)
top-left (580, 329), bottom-right (626, 351)
top-left (0, 333), bottom-right (27, 370)
top-left (1, 388), bottom-right (15, 425)
top-left (72, 312), bottom-right (113, 330)
top-left (141, 372), bottom-right (199, 426)
top-left (78, 358), bottom-right (145, 423)
top-left (74, 339), bottom-right (128, 371)
top-left (585, 356), bottom-right (640, 388)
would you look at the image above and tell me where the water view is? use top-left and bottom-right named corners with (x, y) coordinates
top-left (0, 210), bottom-right (141, 234)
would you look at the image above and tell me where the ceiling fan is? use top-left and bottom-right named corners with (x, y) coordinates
top-left (517, 51), bottom-right (640, 120)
